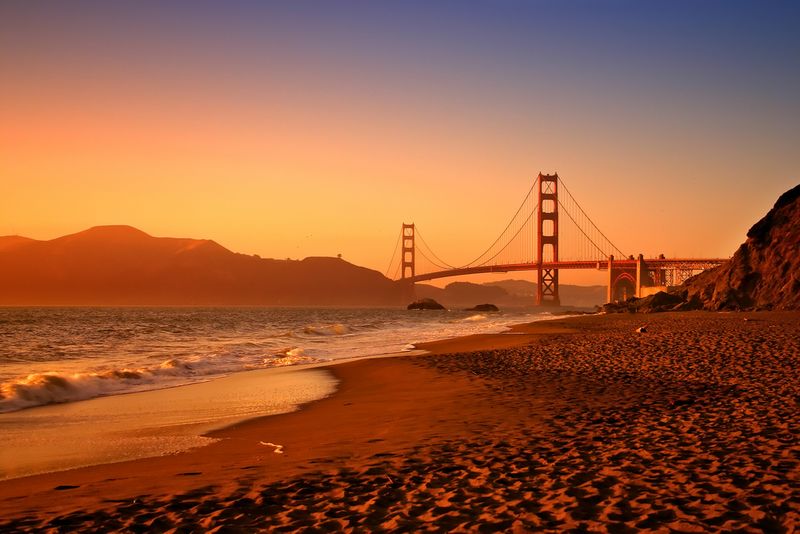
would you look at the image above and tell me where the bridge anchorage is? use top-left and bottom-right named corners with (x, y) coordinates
top-left (386, 173), bottom-right (727, 306)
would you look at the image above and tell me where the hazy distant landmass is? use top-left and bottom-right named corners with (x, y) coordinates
top-left (0, 226), bottom-right (406, 306)
top-left (417, 280), bottom-right (606, 309)
top-left (0, 225), bottom-right (610, 307)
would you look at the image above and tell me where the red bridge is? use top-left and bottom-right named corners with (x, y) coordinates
top-left (386, 173), bottom-right (727, 305)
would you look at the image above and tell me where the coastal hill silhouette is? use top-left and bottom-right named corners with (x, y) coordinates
top-left (0, 226), bottom-right (406, 305)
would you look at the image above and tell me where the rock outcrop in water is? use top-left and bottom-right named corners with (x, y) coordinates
top-left (605, 184), bottom-right (800, 312)
top-left (407, 298), bottom-right (446, 310)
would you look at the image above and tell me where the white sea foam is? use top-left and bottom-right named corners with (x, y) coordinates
top-left (1, 368), bottom-right (163, 413)
top-left (269, 347), bottom-right (325, 367)
top-left (0, 348), bottom-right (328, 413)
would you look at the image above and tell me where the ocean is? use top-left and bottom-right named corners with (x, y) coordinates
top-left (0, 306), bottom-right (551, 479)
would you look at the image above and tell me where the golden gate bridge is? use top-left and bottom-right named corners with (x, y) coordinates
top-left (385, 173), bottom-right (727, 305)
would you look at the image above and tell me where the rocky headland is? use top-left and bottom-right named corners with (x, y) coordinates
top-left (606, 184), bottom-right (800, 312)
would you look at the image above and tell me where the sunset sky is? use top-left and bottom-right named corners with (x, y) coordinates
top-left (2, 1), bottom-right (798, 285)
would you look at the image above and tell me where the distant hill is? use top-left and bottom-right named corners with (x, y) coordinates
top-left (417, 279), bottom-right (606, 309)
top-left (485, 280), bottom-right (607, 309)
top-left (0, 226), bottom-right (406, 306)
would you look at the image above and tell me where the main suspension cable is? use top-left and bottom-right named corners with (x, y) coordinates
top-left (557, 177), bottom-right (627, 258)
top-left (459, 180), bottom-right (536, 268)
top-left (473, 207), bottom-right (537, 267)
top-left (415, 242), bottom-right (454, 271)
top-left (414, 227), bottom-right (457, 269)
top-left (556, 198), bottom-right (608, 259)
top-left (384, 226), bottom-right (402, 278)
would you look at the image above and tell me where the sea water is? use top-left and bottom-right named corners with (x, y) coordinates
top-left (0, 306), bottom-right (550, 478)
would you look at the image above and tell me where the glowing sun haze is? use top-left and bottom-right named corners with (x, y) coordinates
top-left (2, 1), bottom-right (798, 285)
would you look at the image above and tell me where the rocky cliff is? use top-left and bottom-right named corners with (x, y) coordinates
top-left (606, 184), bottom-right (800, 312)
top-left (678, 184), bottom-right (800, 310)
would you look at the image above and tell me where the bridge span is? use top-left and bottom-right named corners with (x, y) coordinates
top-left (386, 173), bottom-right (727, 305)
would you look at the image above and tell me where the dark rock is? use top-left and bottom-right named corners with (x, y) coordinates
top-left (464, 303), bottom-right (499, 312)
top-left (407, 298), bottom-right (446, 310)
top-left (602, 291), bottom-right (683, 314)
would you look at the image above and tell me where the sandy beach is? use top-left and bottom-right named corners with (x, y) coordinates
top-left (1, 311), bottom-right (798, 532)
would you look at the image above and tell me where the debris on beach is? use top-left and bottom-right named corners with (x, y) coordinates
top-left (259, 441), bottom-right (284, 454)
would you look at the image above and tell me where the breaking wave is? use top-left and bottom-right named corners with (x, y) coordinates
top-left (0, 349), bottom-right (326, 414)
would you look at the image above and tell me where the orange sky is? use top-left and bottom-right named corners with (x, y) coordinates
top-left (2, 2), bottom-right (798, 286)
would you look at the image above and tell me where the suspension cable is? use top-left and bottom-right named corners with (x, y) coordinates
top-left (415, 242), bottom-right (454, 271)
top-left (392, 174), bottom-right (627, 275)
top-left (414, 227), bottom-right (458, 269)
top-left (557, 177), bottom-right (627, 257)
top-left (384, 226), bottom-right (402, 278)
top-left (413, 181), bottom-right (536, 271)
top-left (474, 207), bottom-right (537, 266)
top-left (459, 180), bottom-right (536, 268)
top-left (556, 198), bottom-right (608, 259)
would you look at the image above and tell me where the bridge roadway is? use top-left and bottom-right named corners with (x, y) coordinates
top-left (404, 258), bottom-right (727, 283)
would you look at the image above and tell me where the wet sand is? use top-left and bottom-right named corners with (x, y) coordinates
top-left (1, 311), bottom-right (798, 532)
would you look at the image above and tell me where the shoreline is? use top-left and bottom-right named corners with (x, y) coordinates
top-left (0, 306), bottom-right (554, 418)
top-left (0, 311), bottom-right (574, 481)
top-left (0, 315), bottom-right (576, 491)
top-left (2, 311), bottom-right (798, 531)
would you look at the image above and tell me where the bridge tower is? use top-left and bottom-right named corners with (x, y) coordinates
top-left (536, 173), bottom-right (560, 306)
top-left (401, 223), bottom-right (415, 279)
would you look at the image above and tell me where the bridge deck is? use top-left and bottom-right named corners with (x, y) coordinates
top-left (404, 259), bottom-right (727, 283)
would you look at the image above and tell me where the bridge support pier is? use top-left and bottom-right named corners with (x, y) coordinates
top-left (401, 223), bottom-right (415, 279)
top-left (635, 254), bottom-right (644, 298)
top-left (536, 173), bottom-right (560, 306)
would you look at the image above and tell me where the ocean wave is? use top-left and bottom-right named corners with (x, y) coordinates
top-left (0, 348), bottom-right (325, 413)
top-left (461, 314), bottom-right (487, 322)
top-left (0, 308), bottom-right (548, 414)
top-left (0, 364), bottom-right (180, 413)
top-left (302, 323), bottom-right (352, 336)
top-left (268, 347), bottom-right (327, 367)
